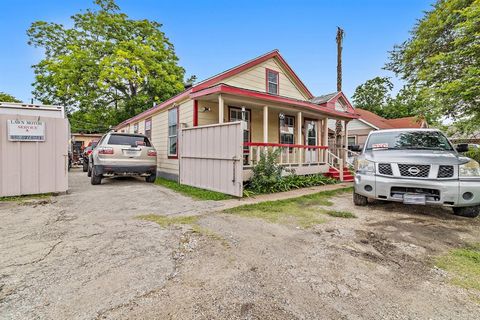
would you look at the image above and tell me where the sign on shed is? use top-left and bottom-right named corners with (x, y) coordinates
top-left (7, 119), bottom-right (45, 141)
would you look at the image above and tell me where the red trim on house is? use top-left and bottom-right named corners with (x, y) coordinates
top-left (318, 91), bottom-right (355, 113)
top-left (190, 84), bottom-right (359, 120)
top-left (192, 50), bottom-right (313, 99)
top-left (167, 106), bottom-right (179, 159)
top-left (193, 100), bottom-right (198, 126)
top-left (244, 142), bottom-right (328, 149)
top-left (265, 68), bottom-right (279, 95)
top-left (115, 50), bottom-right (317, 129)
top-left (115, 90), bottom-right (191, 129)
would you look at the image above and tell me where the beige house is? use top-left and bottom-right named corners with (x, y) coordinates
top-left (115, 50), bottom-right (358, 195)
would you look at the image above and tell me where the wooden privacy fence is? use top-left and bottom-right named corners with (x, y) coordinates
top-left (179, 121), bottom-right (244, 197)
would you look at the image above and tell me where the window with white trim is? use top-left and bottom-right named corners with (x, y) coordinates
top-left (168, 108), bottom-right (178, 156)
top-left (279, 115), bottom-right (295, 145)
top-left (133, 122), bottom-right (139, 134)
top-left (266, 69), bottom-right (279, 95)
top-left (145, 118), bottom-right (152, 139)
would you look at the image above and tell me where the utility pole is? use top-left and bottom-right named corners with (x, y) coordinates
top-left (336, 27), bottom-right (344, 92)
top-left (335, 27), bottom-right (345, 158)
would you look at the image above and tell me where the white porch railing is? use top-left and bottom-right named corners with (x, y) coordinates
top-left (343, 148), bottom-right (360, 168)
top-left (243, 142), bottom-right (328, 168)
top-left (326, 150), bottom-right (344, 181)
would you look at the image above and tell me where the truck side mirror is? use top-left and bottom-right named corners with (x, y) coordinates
top-left (456, 144), bottom-right (469, 153)
top-left (350, 145), bottom-right (362, 152)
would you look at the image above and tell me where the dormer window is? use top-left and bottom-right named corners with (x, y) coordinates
top-left (266, 69), bottom-right (279, 95)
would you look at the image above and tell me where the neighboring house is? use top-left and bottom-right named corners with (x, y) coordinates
top-left (115, 50), bottom-right (358, 195)
top-left (338, 108), bottom-right (428, 147)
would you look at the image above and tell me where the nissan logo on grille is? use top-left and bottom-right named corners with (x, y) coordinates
top-left (408, 167), bottom-right (421, 175)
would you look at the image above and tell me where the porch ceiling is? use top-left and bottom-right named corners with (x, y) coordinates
top-left (191, 84), bottom-right (358, 120)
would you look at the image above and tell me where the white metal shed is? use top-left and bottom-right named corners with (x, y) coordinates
top-left (0, 102), bottom-right (69, 197)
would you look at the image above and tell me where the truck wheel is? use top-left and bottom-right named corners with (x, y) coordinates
top-left (82, 160), bottom-right (88, 172)
top-left (145, 173), bottom-right (156, 183)
top-left (452, 206), bottom-right (480, 218)
top-left (353, 192), bottom-right (368, 206)
top-left (91, 166), bottom-right (102, 185)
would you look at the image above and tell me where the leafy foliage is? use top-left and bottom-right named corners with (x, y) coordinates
top-left (386, 0), bottom-right (480, 130)
top-left (465, 147), bottom-right (480, 163)
top-left (352, 76), bottom-right (436, 121)
top-left (246, 149), bottom-right (336, 195)
top-left (27, 0), bottom-right (188, 132)
top-left (352, 76), bottom-right (394, 116)
top-left (0, 92), bottom-right (21, 103)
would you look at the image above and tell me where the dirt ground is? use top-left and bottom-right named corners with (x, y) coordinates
top-left (1, 169), bottom-right (480, 319)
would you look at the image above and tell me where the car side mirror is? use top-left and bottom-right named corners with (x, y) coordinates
top-left (349, 145), bottom-right (362, 152)
top-left (456, 144), bottom-right (469, 153)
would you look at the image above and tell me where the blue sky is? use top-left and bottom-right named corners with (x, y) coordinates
top-left (0, 0), bottom-right (433, 103)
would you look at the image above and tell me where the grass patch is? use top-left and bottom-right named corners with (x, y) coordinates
top-left (138, 214), bottom-right (199, 227)
top-left (0, 193), bottom-right (52, 202)
top-left (435, 243), bottom-right (480, 291)
top-left (154, 177), bottom-right (234, 201)
top-left (324, 210), bottom-right (357, 218)
top-left (224, 187), bottom-right (353, 228)
top-left (138, 214), bottom-right (229, 247)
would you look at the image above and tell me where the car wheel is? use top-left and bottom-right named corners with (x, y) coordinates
top-left (90, 166), bottom-right (102, 185)
top-left (82, 160), bottom-right (88, 172)
top-left (452, 206), bottom-right (480, 218)
top-left (146, 173), bottom-right (156, 183)
top-left (353, 192), bottom-right (368, 206)
top-left (87, 164), bottom-right (92, 177)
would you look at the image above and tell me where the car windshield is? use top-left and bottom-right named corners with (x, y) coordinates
top-left (366, 131), bottom-right (453, 151)
top-left (107, 134), bottom-right (152, 147)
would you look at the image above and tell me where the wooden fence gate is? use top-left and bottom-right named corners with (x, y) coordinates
top-left (179, 122), bottom-right (244, 197)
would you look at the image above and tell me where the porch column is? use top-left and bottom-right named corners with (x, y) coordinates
top-left (322, 118), bottom-right (329, 163)
top-left (263, 105), bottom-right (268, 143)
top-left (343, 120), bottom-right (349, 166)
top-left (218, 94), bottom-right (224, 124)
top-left (297, 111), bottom-right (302, 164)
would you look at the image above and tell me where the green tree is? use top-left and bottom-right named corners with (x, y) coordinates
top-left (0, 92), bottom-right (21, 103)
top-left (351, 76), bottom-right (394, 116)
top-left (27, 0), bottom-right (187, 132)
top-left (386, 0), bottom-right (480, 128)
top-left (352, 77), bottom-right (438, 122)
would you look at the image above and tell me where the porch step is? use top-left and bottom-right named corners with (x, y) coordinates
top-left (324, 167), bottom-right (354, 182)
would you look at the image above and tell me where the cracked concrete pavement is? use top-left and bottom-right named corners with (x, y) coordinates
top-left (0, 169), bottom-right (221, 319)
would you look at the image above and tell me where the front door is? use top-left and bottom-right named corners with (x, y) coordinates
top-left (304, 119), bottom-right (318, 163)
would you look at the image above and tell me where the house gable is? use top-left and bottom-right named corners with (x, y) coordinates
top-left (222, 58), bottom-right (310, 100)
top-left (192, 50), bottom-right (313, 100)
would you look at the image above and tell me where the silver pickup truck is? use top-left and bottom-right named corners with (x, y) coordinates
top-left (352, 129), bottom-right (480, 218)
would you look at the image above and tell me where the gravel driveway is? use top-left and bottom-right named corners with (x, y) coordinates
top-left (1, 169), bottom-right (479, 319)
top-left (0, 169), bottom-right (220, 319)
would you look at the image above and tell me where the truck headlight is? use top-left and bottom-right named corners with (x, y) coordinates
top-left (459, 160), bottom-right (480, 177)
top-left (356, 159), bottom-right (375, 174)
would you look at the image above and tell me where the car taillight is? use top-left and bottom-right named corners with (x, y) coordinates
top-left (147, 150), bottom-right (157, 157)
top-left (98, 147), bottom-right (114, 155)
top-left (87, 150), bottom-right (92, 155)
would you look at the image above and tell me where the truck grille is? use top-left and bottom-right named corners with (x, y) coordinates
top-left (398, 164), bottom-right (430, 178)
top-left (378, 163), bottom-right (393, 175)
top-left (437, 165), bottom-right (454, 178)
